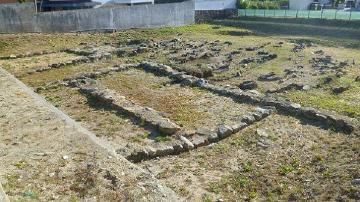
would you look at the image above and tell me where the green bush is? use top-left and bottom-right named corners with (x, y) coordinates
top-left (236, 0), bottom-right (249, 9)
top-left (236, 0), bottom-right (287, 9)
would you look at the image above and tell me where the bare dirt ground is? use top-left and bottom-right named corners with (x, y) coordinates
top-left (0, 67), bottom-right (178, 201)
top-left (0, 20), bottom-right (359, 201)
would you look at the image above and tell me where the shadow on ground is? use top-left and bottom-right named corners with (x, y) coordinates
top-left (213, 17), bottom-right (360, 49)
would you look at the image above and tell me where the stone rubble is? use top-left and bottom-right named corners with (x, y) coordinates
top-left (26, 45), bottom-right (119, 75)
top-left (332, 85), bottom-right (350, 94)
top-left (258, 72), bottom-right (282, 81)
top-left (0, 50), bottom-right (62, 60)
top-left (77, 81), bottom-right (181, 135)
top-left (266, 83), bottom-right (307, 93)
top-left (126, 106), bottom-right (274, 162)
top-left (138, 61), bottom-right (357, 134)
top-left (239, 80), bottom-right (257, 90)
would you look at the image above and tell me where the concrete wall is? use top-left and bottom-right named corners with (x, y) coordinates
top-left (0, 0), bottom-right (194, 33)
top-left (289, 0), bottom-right (313, 10)
top-left (195, 0), bottom-right (236, 10)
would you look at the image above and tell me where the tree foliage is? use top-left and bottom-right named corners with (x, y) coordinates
top-left (236, 0), bottom-right (289, 9)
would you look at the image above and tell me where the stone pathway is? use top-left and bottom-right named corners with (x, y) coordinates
top-left (0, 68), bottom-right (180, 201)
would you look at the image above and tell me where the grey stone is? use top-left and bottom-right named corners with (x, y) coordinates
top-left (179, 136), bottom-right (194, 150)
top-left (241, 114), bottom-right (256, 124)
top-left (258, 72), bottom-right (281, 81)
top-left (324, 77), bottom-right (333, 84)
top-left (157, 120), bottom-right (181, 135)
top-left (239, 80), bottom-right (257, 90)
top-left (245, 47), bottom-right (257, 51)
top-left (301, 107), bottom-right (318, 119)
top-left (302, 85), bottom-right (311, 91)
top-left (332, 86), bottom-right (349, 94)
top-left (230, 122), bottom-right (247, 133)
top-left (190, 135), bottom-right (208, 148)
top-left (352, 179), bottom-right (360, 185)
top-left (217, 124), bottom-right (233, 138)
top-left (173, 144), bottom-right (185, 154)
top-left (257, 139), bottom-right (270, 148)
top-left (195, 78), bottom-right (207, 87)
top-left (256, 129), bottom-right (268, 137)
top-left (155, 146), bottom-right (174, 157)
top-left (207, 132), bottom-right (219, 142)
top-left (255, 107), bottom-right (272, 116)
top-left (129, 149), bottom-right (148, 162)
top-left (196, 128), bottom-right (218, 142)
top-left (146, 147), bottom-right (156, 157)
top-left (252, 111), bottom-right (263, 120)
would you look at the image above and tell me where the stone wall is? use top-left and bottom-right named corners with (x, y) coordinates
top-left (195, 9), bottom-right (237, 23)
top-left (0, 1), bottom-right (195, 33)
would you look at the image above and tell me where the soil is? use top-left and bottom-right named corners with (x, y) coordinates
top-left (0, 21), bottom-right (359, 201)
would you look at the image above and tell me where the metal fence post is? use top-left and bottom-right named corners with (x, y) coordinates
top-left (308, 10), bottom-right (310, 18)
top-left (296, 10), bottom-right (299, 18)
top-left (321, 9), bottom-right (324, 19)
top-left (245, 9), bottom-right (247, 16)
top-left (335, 10), bottom-right (337, 20)
top-left (254, 9), bottom-right (256, 17)
top-left (349, 10), bottom-right (352, 20)
top-left (285, 9), bottom-right (287, 18)
top-left (274, 9), bottom-right (276, 17)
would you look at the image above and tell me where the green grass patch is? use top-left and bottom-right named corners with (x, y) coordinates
top-left (208, 173), bottom-right (256, 199)
top-left (285, 91), bottom-right (360, 118)
top-left (130, 133), bottom-right (150, 142)
top-left (155, 133), bottom-right (171, 142)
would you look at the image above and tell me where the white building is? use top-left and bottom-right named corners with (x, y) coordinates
top-left (195, 0), bottom-right (236, 10)
top-left (344, 0), bottom-right (360, 9)
top-left (101, 0), bottom-right (154, 7)
top-left (289, 0), bottom-right (313, 10)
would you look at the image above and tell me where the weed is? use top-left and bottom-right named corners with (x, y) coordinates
top-left (242, 161), bottom-right (253, 173)
top-left (14, 160), bottom-right (28, 169)
top-left (22, 190), bottom-right (38, 199)
top-left (130, 133), bottom-right (149, 142)
top-left (203, 194), bottom-right (212, 202)
top-left (286, 91), bottom-right (360, 118)
top-left (278, 164), bottom-right (295, 176)
top-left (155, 134), bottom-right (171, 142)
top-left (211, 143), bottom-right (230, 154)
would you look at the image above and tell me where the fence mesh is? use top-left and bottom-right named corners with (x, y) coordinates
top-left (238, 9), bottom-right (360, 21)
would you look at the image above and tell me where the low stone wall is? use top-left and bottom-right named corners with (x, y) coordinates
top-left (127, 106), bottom-right (273, 162)
top-left (139, 61), bottom-right (357, 134)
top-left (195, 9), bottom-right (237, 23)
top-left (0, 1), bottom-right (195, 33)
top-left (41, 60), bottom-right (358, 135)
top-left (41, 60), bottom-right (358, 162)
top-left (78, 82), bottom-right (181, 135)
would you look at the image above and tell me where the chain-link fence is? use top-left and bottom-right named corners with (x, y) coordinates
top-left (238, 9), bottom-right (360, 21)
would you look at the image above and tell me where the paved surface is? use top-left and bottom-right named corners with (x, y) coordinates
top-left (0, 68), bottom-right (180, 201)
